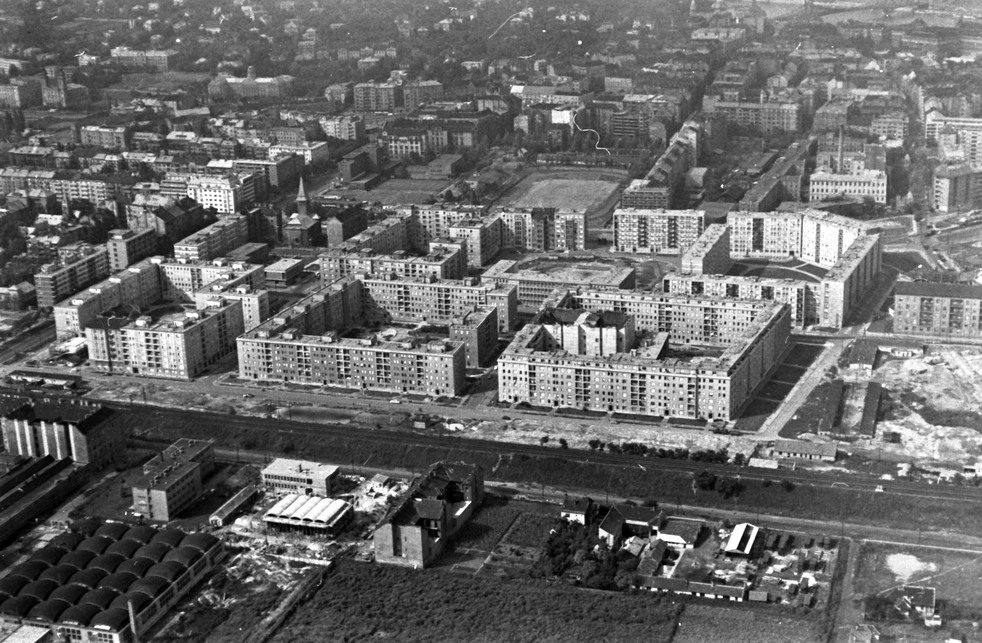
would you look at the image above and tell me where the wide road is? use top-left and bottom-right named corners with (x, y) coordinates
top-left (118, 403), bottom-right (982, 506)
top-left (0, 321), bottom-right (55, 366)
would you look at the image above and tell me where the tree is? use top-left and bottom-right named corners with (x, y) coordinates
top-left (540, 435), bottom-right (549, 446)
top-left (588, 439), bottom-right (601, 451)
top-left (732, 453), bottom-right (747, 467)
top-left (641, 497), bottom-right (659, 508)
top-left (695, 470), bottom-right (717, 491)
top-left (717, 477), bottom-right (743, 499)
top-left (558, 438), bottom-right (568, 449)
top-left (781, 479), bottom-right (795, 492)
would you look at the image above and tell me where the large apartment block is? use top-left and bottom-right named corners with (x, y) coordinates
top-left (106, 227), bottom-right (158, 272)
top-left (680, 224), bottom-right (731, 275)
top-left (447, 217), bottom-right (503, 268)
top-left (360, 274), bottom-right (517, 332)
top-left (496, 208), bottom-right (588, 252)
top-left (809, 169), bottom-right (888, 204)
top-left (35, 244), bottom-right (111, 308)
top-left (892, 282), bottom-right (982, 337)
top-left (665, 274), bottom-right (814, 328)
top-left (933, 163), bottom-right (982, 213)
top-left (398, 204), bottom-right (486, 244)
top-left (321, 245), bottom-right (466, 283)
top-left (498, 291), bottom-right (791, 421)
top-left (483, 258), bottom-right (636, 308)
top-left (613, 208), bottom-right (706, 254)
top-left (54, 259), bottom-right (163, 337)
top-left (86, 299), bottom-right (244, 380)
top-left (238, 325), bottom-right (465, 397)
top-left (729, 209), bottom-right (866, 266)
top-left (174, 216), bottom-right (249, 262)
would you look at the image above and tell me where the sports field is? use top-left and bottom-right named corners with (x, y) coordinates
top-left (498, 169), bottom-right (627, 228)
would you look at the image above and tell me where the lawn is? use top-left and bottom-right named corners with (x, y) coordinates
top-left (452, 495), bottom-right (524, 553)
top-left (674, 605), bottom-right (823, 643)
top-left (783, 343), bottom-right (825, 368)
top-left (502, 512), bottom-right (559, 548)
top-left (271, 560), bottom-right (681, 643)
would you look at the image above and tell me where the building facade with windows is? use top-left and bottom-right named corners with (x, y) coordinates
top-left (893, 282), bottom-right (982, 337)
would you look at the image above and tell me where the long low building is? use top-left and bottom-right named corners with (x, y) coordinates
top-left (498, 291), bottom-right (791, 421)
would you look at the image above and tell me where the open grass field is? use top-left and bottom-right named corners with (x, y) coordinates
top-left (853, 542), bottom-right (982, 620)
top-left (673, 605), bottom-right (823, 643)
top-left (452, 495), bottom-right (524, 553)
top-left (272, 560), bottom-right (681, 643)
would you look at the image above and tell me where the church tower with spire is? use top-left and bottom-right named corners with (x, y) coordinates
top-left (295, 176), bottom-right (309, 216)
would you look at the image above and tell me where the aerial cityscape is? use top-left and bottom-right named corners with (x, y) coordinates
top-left (0, 0), bottom-right (980, 640)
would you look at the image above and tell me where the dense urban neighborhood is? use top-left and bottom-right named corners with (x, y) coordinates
top-left (0, 0), bottom-right (980, 640)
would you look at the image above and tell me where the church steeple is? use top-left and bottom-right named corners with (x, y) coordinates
top-left (295, 176), bottom-right (308, 216)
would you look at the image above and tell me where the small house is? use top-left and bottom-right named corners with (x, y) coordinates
top-left (560, 496), bottom-right (595, 525)
top-left (598, 505), bottom-right (664, 548)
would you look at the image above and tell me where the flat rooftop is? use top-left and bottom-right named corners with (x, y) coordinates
top-left (484, 257), bottom-right (635, 286)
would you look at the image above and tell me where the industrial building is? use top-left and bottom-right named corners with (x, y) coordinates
top-left (261, 458), bottom-right (340, 497)
top-left (374, 462), bottom-right (484, 568)
top-left (892, 282), bottom-right (982, 337)
top-left (0, 521), bottom-right (223, 643)
top-left (131, 439), bottom-right (215, 522)
top-left (612, 208), bottom-right (706, 254)
top-left (497, 291), bottom-right (791, 421)
top-left (0, 397), bottom-right (119, 470)
top-left (262, 494), bottom-right (352, 535)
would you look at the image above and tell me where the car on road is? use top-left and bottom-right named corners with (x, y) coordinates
top-left (242, 393), bottom-right (254, 399)
top-left (389, 398), bottom-right (401, 404)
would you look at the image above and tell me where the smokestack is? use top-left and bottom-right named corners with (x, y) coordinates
top-left (838, 125), bottom-right (844, 173)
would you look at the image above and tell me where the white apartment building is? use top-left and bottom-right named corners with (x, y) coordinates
top-left (612, 208), bottom-right (706, 254)
top-left (808, 169), bottom-right (888, 204)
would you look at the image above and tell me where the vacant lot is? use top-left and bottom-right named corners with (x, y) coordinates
top-left (272, 560), bottom-right (681, 642)
top-left (853, 542), bottom-right (982, 619)
top-left (674, 605), bottom-right (823, 643)
top-left (507, 178), bottom-right (619, 211)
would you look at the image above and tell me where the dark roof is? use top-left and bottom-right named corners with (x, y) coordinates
top-left (68, 568), bottom-right (107, 589)
top-left (561, 496), bottom-right (592, 514)
top-left (599, 507), bottom-right (625, 535)
top-left (39, 564), bottom-right (77, 585)
top-left (96, 571), bottom-right (137, 594)
top-left (134, 542), bottom-right (171, 563)
top-left (49, 532), bottom-right (84, 550)
top-left (88, 553), bottom-right (127, 574)
top-left (60, 549), bottom-right (97, 570)
top-left (0, 398), bottom-right (110, 431)
top-left (129, 576), bottom-right (169, 598)
top-left (616, 504), bottom-right (663, 526)
top-left (81, 587), bottom-right (121, 610)
top-left (27, 597), bottom-right (69, 622)
top-left (8, 560), bottom-right (51, 581)
top-left (111, 592), bottom-right (151, 613)
top-left (94, 522), bottom-right (130, 541)
top-left (150, 529), bottom-right (185, 548)
top-left (0, 594), bottom-right (39, 617)
top-left (71, 518), bottom-right (103, 537)
top-left (78, 535), bottom-right (114, 555)
top-left (116, 558), bottom-right (153, 578)
top-left (414, 499), bottom-right (445, 520)
top-left (180, 532), bottom-right (219, 552)
top-left (146, 560), bottom-right (186, 583)
top-left (122, 526), bottom-right (157, 544)
top-left (0, 577), bottom-right (28, 596)
top-left (89, 607), bottom-right (130, 631)
top-left (106, 539), bottom-right (142, 558)
top-left (660, 519), bottom-right (703, 544)
top-left (19, 578), bottom-right (59, 601)
top-left (894, 281), bottom-right (982, 300)
top-left (33, 546), bottom-right (69, 566)
top-left (164, 546), bottom-right (201, 567)
top-left (49, 583), bottom-right (88, 605)
top-left (59, 603), bottom-right (101, 626)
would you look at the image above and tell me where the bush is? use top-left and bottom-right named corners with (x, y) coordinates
top-left (695, 470), bottom-right (717, 491)
top-left (781, 479), bottom-right (795, 492)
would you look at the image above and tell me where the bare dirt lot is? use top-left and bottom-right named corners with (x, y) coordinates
top-left (868, 346), bottom-right (982, 472)
top-left (496, 168), bottom-right (628, 228)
